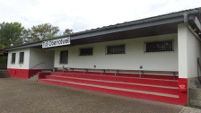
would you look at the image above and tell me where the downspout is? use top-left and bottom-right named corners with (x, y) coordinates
top-left (183, 12), bottom-right (201, 41)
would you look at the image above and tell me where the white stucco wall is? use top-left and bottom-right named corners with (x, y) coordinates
top-left (54, 34), bottom-right (178, 71)
top-left (29, 48), bottom-right (54, 69)
top-left (7, 48), bottom-right (54, 70)
top-left (178, 24), bottom-right (201, 78)
top-left (7, 48), bottom-right (30, 69)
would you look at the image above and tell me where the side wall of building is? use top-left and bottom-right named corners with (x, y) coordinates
top-left (7, 48), bottom-right (31, 79)
top-left (7, 48), bottom-right (54, 79)
top-left (187, 27), bottom-right (201, 79)
top-left (54, 34), bottom-right (178, 72)
top-left (7, 48), bottom-right (30, 69)
top-left (178, 24), bottom-right (201, 79)
top-left (178, 24), bottom-right (201, 97)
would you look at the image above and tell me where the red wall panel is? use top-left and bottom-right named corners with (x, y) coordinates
top-left (7, 68), bottom-right (42, 79)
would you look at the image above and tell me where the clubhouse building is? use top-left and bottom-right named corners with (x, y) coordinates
top-left (4, 7), bottom-right (201, 105)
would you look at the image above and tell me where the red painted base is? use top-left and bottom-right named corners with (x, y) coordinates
top-left (7, 68), bottom-right (43, 79)
top-left (178, 78), bottom-right (188, 104)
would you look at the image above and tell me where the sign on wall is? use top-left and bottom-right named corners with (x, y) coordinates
top-left (42, 37), bottom-right (70, 48)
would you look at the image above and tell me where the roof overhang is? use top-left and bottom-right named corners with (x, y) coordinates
top-left (70, 13), bottom-right (197, 45)
top-left (5, 41), bottom-right (42, 51)
top-left (4, 7), bottom-right (201, 51)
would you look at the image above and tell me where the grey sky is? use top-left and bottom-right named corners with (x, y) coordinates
top-left (0, 0), bottom-right (200, 32)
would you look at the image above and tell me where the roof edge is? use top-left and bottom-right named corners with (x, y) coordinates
top-left (5, 7), bottom-right (201, 51)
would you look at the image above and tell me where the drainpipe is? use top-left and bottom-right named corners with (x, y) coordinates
top-left (183, 12), bottom-right (201, 41)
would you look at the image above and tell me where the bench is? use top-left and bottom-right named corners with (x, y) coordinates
top-left (56, 66), bottom-right (178, 79)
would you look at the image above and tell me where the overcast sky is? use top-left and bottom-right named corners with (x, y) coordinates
top-left (0, 0), bottom-right (200, 33)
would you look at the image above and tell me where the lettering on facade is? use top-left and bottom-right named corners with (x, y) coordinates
top-left (42, 37), bottom-right (70, 48)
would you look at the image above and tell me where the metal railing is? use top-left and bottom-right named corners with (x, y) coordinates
top-left (30, 62), bottom-right (45, 69)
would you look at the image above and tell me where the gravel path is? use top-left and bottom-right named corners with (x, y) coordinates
top-left (0, 78), bottom-right (187, 113)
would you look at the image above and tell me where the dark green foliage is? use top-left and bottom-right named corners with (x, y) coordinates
top-left (0, 22), bottom-right (72, 46)
top-left (0, 56), bottom-right (7, 63)
top-left (29, 23), bottom-right (60, 41)
top-left (0, 22), bottom-right (24, 47)
top-left (63, 29), bottom-right (73, 35)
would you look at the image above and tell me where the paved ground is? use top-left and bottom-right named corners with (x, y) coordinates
top-left (0, 78), bottom-right (200, 113)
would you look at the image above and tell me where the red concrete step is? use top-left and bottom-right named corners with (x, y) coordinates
top-left (48, 73), bottom-right (178, 87)
top-left (45, 75), bottom-right (179, 95)
top-left (38, 78), bottom-right (183, 105)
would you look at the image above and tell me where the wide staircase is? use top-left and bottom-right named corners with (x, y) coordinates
top-left (38, 71), bottom-right (187, 105)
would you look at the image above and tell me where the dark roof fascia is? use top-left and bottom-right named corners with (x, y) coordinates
top-left (70, 8), bottom-right (200, 40)
top-left (5, 41), bottom-right (42, 51)
top-left (4, 7), bottom-right (200, 51)
top-left (71, 16), bottom-right (184, 40)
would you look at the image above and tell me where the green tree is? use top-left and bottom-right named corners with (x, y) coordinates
top-left (21, 29), bottom-right (34, 43)
top-left (63, 29), bottom-right (73, 35)
top-left (0, 44), bottom-right (5, 48)
top-left (29, 23), bottom-right (60, 41)
top-left (0, 22), bottom-right (25, 47)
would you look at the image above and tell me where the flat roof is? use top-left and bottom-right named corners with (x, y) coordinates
top-left (5, 7), bottom-right (201, 51)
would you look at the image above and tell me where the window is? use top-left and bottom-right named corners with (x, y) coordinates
top-left (60, 50), bottom-right (68, 64)
top-left (146, 40), bottom-right (173, 52)
top-left (11, 53), bottom-right (16, 64)
top-left (19, 52), bottom-right (24, 64)
top-left (106, 45), bottom-right (125, 54)
top-left (80, 48), bottom-right (93, 56)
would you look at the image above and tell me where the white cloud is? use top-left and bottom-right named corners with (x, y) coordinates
top-left (0, 0), bottom-right (200, 32)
